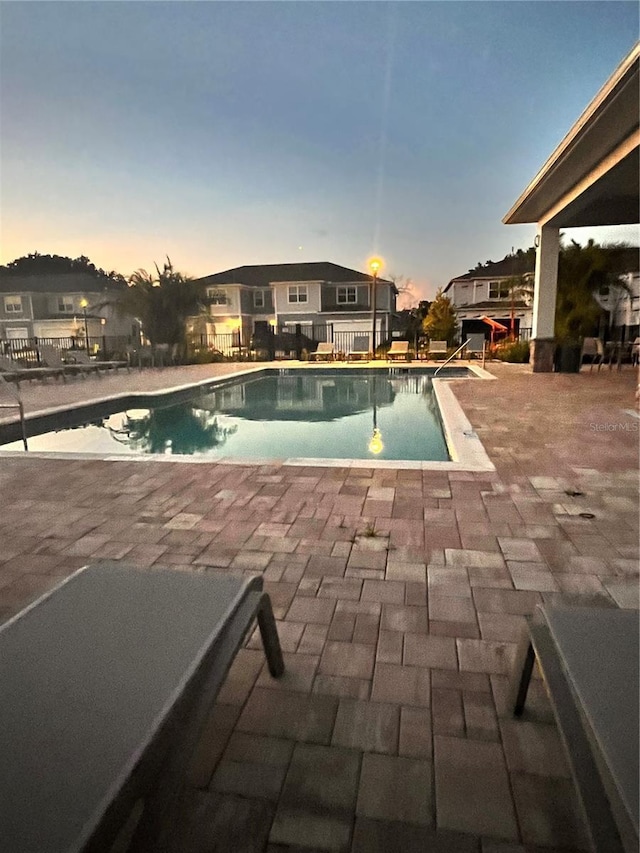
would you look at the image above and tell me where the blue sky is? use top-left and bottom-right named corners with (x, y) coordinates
top-left (1, 1), bottom-right (638, 300)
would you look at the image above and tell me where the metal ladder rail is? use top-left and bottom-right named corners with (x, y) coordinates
top-left (0, 374), bottom-right (28, 450)
top-left (434, 340), bottom-right (471, 376)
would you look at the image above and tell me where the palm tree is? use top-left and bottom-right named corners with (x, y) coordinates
top-left (117, 258), bottom-right (202, 351)
top-left (555, 239), bottom-right (631, 343)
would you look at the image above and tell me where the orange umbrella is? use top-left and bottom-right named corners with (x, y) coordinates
top-left (479, 316), bottom-right (509, 344)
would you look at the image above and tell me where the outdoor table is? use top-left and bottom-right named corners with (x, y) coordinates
top-left (513, 606), bottom-right (639, 853)
top-left (0, 561), bottom-right (284, 852)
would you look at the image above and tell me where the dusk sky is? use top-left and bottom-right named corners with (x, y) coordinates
top-left (1, 1), bottom-right (638, 302)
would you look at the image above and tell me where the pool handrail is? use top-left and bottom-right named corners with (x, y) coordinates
top-left (434, 340), bottom-right (471, 375)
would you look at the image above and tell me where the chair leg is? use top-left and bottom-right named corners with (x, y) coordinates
top-left (257, 594), bottom-right (285, 677)
top-left (513, 641), bottom-right (536, 716)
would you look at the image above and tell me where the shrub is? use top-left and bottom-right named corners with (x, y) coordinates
top-left (495, 341), bottom-right (530, 363)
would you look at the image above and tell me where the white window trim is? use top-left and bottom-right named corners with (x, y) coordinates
top-left (336, 286), bottom-right (357, 304)
top-left (4, 296), bottom-right (23, 314)
top-left (488, 280), bottom-right (510, 300)
top-left (288, 285), bottom-right (308, 304)
top-left (207, 288), bottom-right (229, 305)
top-left (57, 296), bottom-right (75, 313)
top-left (254, 290), bottom-right (265, 308)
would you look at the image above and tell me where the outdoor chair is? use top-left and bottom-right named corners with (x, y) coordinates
top-left (0, 353), bottom-right (65, 385)
top-left (386, 341), bottom-right (411, 362)
top-left (66, 349), bottom-right (130, 374)
top-left (310, 342), bottom-right (335, 361)
top-left (347, 335), bottom-right (371, 361)
top-left (632, 338), bottom-right (640, 367)
top-left (581, 337), bottom-right (604, 371)
top-left (465, 334), bottom-right (487, 361)
top-left (0, 560), bottom-right (285, 852)
top-left (38, 344), bottom-right (97, 379)
top-left (512, 606), bottom-right (638, 853)
top-left (427, 340), bottom-right (448, 361)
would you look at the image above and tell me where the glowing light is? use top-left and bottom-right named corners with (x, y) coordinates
top-left (368, 256), bottom-right (384, 275)
top-left (368, 428), bottom-right (384, 455)
top-left (79, 298), bottom-right (88, 309)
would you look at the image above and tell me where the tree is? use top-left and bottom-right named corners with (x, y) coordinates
top-left (0, 252), bottom-right (125, 283)
top-left (555, 239), bottom-right (632, 342)
top-left (116, 258), bottom-right (202, 348)
top-left (422, 289), bottom-right (457, 345)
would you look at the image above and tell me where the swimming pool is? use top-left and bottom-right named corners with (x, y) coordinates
top-left (0, 367), bottom-right (494, 469)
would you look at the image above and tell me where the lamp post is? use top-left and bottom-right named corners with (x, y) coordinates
top-left (369, 257), bottom-right (382, 360)
top-left (79, 298), bottom-right (90, 351)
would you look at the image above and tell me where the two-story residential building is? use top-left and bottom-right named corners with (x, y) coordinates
top-left (0, 272), bottom-right (137, 350)
top-left (444, 256), bottom-right (536, 342)
top-left (193, 262), bottom-right (397, 348)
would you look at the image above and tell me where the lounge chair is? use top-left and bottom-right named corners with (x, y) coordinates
top-left (387, 341), bottom-right (411, 362)
top-left (66, 349), bottom-right (130, 374)
top-left (0, 354), bottom-right (65, 385)
top-left (310, 342), bottom-right (335, 362)
top-left (348, 335), bottom-right (371, 361)
top-left (512, 606), bottom-right (639, 853)
top-left (38, 344), bottom-right (97, 379)
top-left (428, 340), bottom-right (448, 361)
top-left (465, 334), bottom-right (486, 361)
top-left (581, 337), bottom-right (604, 371)
top-left (632, 338), bottom-right (640, 367)
top-left (0, 560), bottom-right (285, 851)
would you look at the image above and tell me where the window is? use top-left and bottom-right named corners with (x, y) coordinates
top-left (254, 290), bottom-right (265, 308)
top-left (288, 285), bottom-right (308, 304)
top-left (337, 286), bottom-right (357, 304)
top-left (4, 296), bottom-right (22, 314)
top-left (207, 288), bottom-right (229, 305)
top-left (58, 296), bottom-right (74, 313)
top-left (488, 281), bottom-right (510, 300)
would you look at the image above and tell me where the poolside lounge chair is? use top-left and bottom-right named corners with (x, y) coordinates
top-left (428, 340), bottom-right (448, 361)
top-left (38, 345), bottom-right (97, 379)
top-left (310, 342), bottom-right (335, 361)
top-left (512, 606), bottom-right (639, 853)
top-left (66, 349), bottom-right (130, 374)
top-left (465, 334), bottom-right (486, 361)
top-left (387, 341), bottom-right (411, 362)
top-left (348, 335), bottom-right (371, 361)
top-left (581, 337), bottom-right (604, 371)
top-left (0, 560), bottom-right (285, 851)
top-left (632, 338), bottom-right (640, 367)
top-left (0, 354), bottom-right (65, 386)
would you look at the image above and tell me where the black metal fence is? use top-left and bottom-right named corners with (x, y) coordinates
top-left (3, 336), bottom-right (134, 365)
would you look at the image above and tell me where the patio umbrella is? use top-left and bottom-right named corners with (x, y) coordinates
top-left (479, 316), bottom-right (509, 345)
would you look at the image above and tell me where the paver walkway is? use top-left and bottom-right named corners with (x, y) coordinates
top-left (0, 361), bottom-right (637, 851)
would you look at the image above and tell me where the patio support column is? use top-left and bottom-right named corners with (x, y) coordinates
top-left (530, 224), bottom-right (560, 372)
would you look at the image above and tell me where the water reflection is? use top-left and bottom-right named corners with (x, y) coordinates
top-left (105, 404), bottom-right (237, 454)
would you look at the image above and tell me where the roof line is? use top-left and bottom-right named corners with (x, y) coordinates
top-left (503, 41), bottom-right (640, 224)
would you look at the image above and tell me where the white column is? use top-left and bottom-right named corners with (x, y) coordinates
top-left (530, 224), bottom-right (560, 372)
top-left (532, 224), bottom-right (559, 338)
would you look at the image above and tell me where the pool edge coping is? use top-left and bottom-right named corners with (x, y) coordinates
top-left (0, 363), bottom-right (496, 471)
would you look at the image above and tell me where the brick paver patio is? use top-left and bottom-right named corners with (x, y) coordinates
top-left (0, 361), bottom-right (638, 851)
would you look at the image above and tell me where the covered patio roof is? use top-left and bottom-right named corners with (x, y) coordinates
top-left (503, 42), bottom-right (639, 229)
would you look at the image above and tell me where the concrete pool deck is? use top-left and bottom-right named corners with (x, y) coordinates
top-left (0, 359), bottom-right (638, 851)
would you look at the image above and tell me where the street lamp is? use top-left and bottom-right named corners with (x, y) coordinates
top-left (79, 298), bottom-right (90, 351)
top-left (369, 257), bottom-right (383, 360)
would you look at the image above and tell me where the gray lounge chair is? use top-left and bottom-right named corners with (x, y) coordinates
top-left (38, 344), bottom-right (97, 379)
top-left (310, 342), bottom-right (335, 361)
top-left (387, 341), bottom-right (411, 362)
top-left (428, 340), bottom-right (448, 361)
top-left (512, 606), bottom-right (639, 853)
top-left (348, 335), bottom-right (371, 361)
top-left (67, 349), bottom-right (130, 374)
top-left (465, 334), bottom-right (486, 361)
top-left (0, 560), bottom-right (284, 852)
top-left (0, 353), bottom-right (65, 385)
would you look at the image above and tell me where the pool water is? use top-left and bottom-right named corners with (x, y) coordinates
top-left (2, 371), bottom-right (452, 461)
